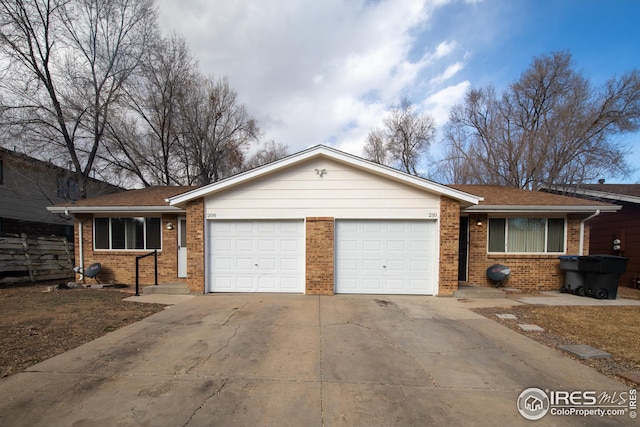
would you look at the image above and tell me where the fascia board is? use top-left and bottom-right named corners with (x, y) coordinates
top-left (47, 206), bottom-right (185, 214)
top-left (463, 205), bottom-right (621, 214)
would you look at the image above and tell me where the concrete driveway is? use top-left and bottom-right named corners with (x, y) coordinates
top-left (0, 295), bottom-right (634, 426)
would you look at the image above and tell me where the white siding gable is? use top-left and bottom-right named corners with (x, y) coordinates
top-left (205, 158), bottom-right (440, 219)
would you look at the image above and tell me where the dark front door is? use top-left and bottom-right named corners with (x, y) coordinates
top-left (458, 217), bottom-right (469, 281)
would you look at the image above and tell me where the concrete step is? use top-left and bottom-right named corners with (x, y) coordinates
top-left (143, 283), bottom-right (191, 295)
top-left (454, 286), bottom-right (506, 298)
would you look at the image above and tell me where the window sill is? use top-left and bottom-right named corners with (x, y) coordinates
top-left (487, 253), bottom-right (564, 259)
top-left (93, 249), bottom-right (162, 254)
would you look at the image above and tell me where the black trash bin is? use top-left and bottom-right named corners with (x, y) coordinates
top-left (578, 255), bottom-right (629, 299)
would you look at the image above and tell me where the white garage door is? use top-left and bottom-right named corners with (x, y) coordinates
top-left (335, 220), bottom-right (437, 295)
top-left (208, 220), bottom-right (304, 293)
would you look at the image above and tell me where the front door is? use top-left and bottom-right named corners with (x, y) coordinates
top-left (178, 217), bottom-right (187, 278)
top-left (458, 217), bottom-right (469, 281)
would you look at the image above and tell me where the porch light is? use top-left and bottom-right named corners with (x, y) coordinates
top-left (166, 222), bottom-right (174, 230)
top-left (476, 218), bottom-right (483, 226)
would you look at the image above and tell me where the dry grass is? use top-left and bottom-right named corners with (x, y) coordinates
top-left (474, 286), bottom-right (640, 384)
top-left (508, 305), bottom-right (640, 364)
top-left (0, 283), bottom-right (166, 377)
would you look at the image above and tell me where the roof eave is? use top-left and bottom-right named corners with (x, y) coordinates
top-left (47, 206), bottom-right (186, 214)
top-left (544, 185), bottom-right (640, 204)
top-left (463, 205), bottom-right (621, 214)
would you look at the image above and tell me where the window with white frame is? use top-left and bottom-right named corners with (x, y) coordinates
top-left (488, 217), bottom-right (565, 253)
top-left (94, 217), bottom-right (161, 250)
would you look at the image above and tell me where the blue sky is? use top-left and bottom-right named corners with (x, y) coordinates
top-left (158, 0), bottom-right (640, 183)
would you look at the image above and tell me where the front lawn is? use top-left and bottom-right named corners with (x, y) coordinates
top-left (0, 283), bottom-right (166, 378)
top-left (473, 286), bottom-right (640, 385)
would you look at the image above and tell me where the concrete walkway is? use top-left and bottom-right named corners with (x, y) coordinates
top-left (517, 291), bottom-right (640, 306)
top-left (0, 295), bottom-right (634, 426)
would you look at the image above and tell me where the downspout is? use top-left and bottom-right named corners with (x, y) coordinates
top-left (579, 210), bottom-right (600, 256)
top-left (78, 220), bottom-right (84, 281)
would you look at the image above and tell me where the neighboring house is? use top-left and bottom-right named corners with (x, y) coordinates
top-left (48, 145), bottom-right (618, 295)
top-left (0, 146), bottom-right (122, 240)
top-left (542, 184), bottom-right (640, 288)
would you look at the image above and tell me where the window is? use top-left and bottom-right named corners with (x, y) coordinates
top-left (488, 217), bottom-right (565, 253)
top-left (94, 217), bottom-right (162, 250)
top-left (0, 158), bottom-right (3, 185)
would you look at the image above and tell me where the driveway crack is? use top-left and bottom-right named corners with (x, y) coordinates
top-left (183, 379), bottom-right (227, 427)
top-left (179, 325), bottom-right (241, 375)
top-left (349, 321), bottom-right (440, 387)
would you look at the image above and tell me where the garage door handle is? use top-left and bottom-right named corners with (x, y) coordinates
top-left (383, 265), bottom-right (386, 268)
top-left (255, 263), bottom-right (258, 267)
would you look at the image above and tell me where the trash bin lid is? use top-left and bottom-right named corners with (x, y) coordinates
top-left (579, 254), bottom-right (629, 261)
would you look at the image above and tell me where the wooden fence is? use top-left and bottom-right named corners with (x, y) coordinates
top-left (0, 233), bottom-right (74, 284)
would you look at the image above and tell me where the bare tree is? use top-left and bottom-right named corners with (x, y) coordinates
top-left (178, 76), bottom-right (260, 185)
top-left (0, 0), bottom-right (157, 197)
top-left (441, 51), bottom-right (639, 189)
top-left (103, 33), bottom-right (197, 186)
top-left (363, 128), bottom-right (390, 165)
top-left (363, 98), bottom-right (436, 175)
top-left (243, 140), bottom-right (289, 170)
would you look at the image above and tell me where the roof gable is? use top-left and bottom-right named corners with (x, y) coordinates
top-left (169, 145), bottom-right (481, 206)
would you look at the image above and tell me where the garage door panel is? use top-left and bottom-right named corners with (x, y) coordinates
top-left (363, 260), bottom-right (381, 272)
top-left (214, 258), bottom-right (232, 270)
top-left (363, 240), bottom-right (382, 252)
top-left (209, 220), bottom-right (304, 293)
top-left (386, 259), bottom-right (405, 271)
top-left (411, 240), bottom-right (429, 251)
top-left (237, 277), bottom-right (254, 290)
top-left (214, 238), bottom-right (232, 251)
top-left (387, 240), bottom-right (405, 252)
top-left (280, 258), bottom-right (299, 271)
top-left (281, 239), bottom-right (299, 251)
top-left (336, 220), bottom-right (436, 295)
top-left (237, 239), bottom-right (254, 251)
top-left (410, 259), bottom-right (429, 271)
top-left (363, 278), bottom-right (382, 289)
top-left (363, 223), bottom-right (382, 232)
top-left (386, 279), bottom-right (405, 290)
top-left (280, 277), bottom-right (300, 290)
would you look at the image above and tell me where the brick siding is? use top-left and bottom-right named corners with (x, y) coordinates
top-left (466, 214), bottom-right (589, 292)
top-left (186, 199), bottom-right (205, 294)
top-left (306, 217), bottom-right (335, 295)
top-left (439, 197), bottom-right (460, 296)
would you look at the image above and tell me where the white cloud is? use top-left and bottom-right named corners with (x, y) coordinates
top-left (423, 81), bottom-right (471, 126)
top-left (157, 0), bottom-right (466, 157)
top-left (430, 61), bottom-right (465, 84)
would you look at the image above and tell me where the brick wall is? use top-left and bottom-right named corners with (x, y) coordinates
top-left (73, 213), bottom-right (180, 285)
top-left (467, 214), bottom-right (589, 292)
top-left (439, 197), bottom-right (460, 296)
top-left (306, 217), bottom-right (335, 295)
top-left (186, 198), bottom-right (205, 294)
